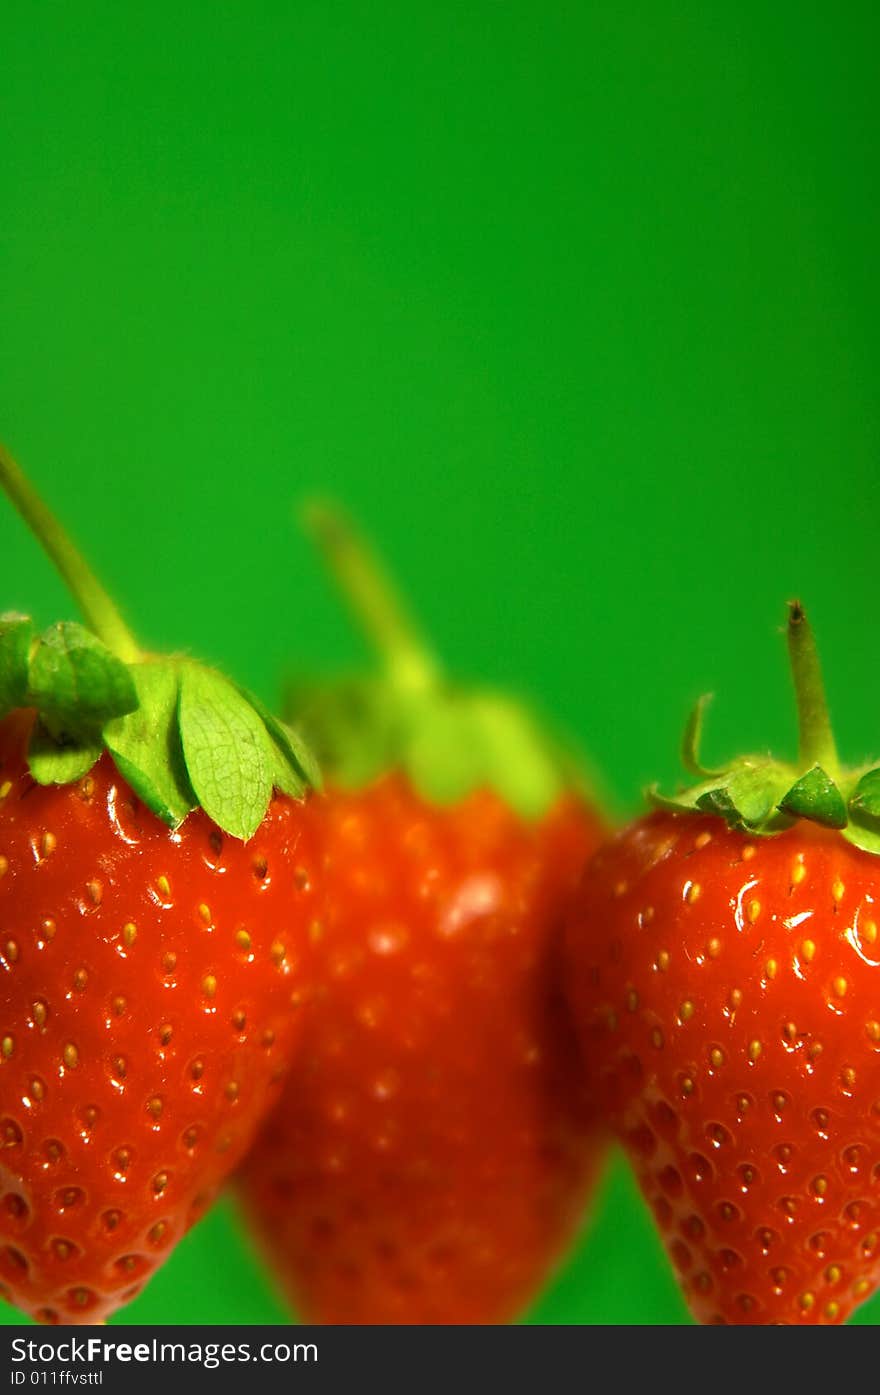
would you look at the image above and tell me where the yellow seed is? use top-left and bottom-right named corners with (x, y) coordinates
top-left (613, 879), bottom-right (628, 898)
top-left (784, 1021), bottom-right (798, 1042)
top-left (866, 1021), bottom-right (880, 1043)
top-left (808, 1042), bottom-right (824, 1060)
top-left (832, 879), bottom-right (845, 903)
top-left (30, 1078), bottom-right (45, 1100)
top-left (812, 1175), bottom-right (828, 1196)
top-left (62, 1043), bottom-right (78, 1069)
top-left (800, 1291), bottom-right (816, 1310)
top-left (707, 937), bottom-right (721, 959)
top-left (710, 1047), bottom-right (724, 1068)
top-left (235, 929), bottom-right (251, 951)
top-left (159, 1023), bottom-right (172, 1045)
top-left (801, 939), bottom-right (816, 963)
top-left (123, 922), bottom-right (137, 947)
top-left (747, 899), bottom-right (761, 924)
top-left (0, 782), bottom-right (11, 799)
top-left (685, 882), bottom-right (701, 905)
top-left (198, 904), bottom-right (211, 924)
top-left (772, 1091), bottom-right (787, 1112)
top-left (792, 859), bottom-right (807, 886)
top-left (224, 1081), bottom-right (239, 1101)
top-left (73, 968), bottom-right (87, 990)
top-left (1, 1035), bottom-right (13, 1058)
top-left (842, 1065), bottom-right (856, 1088)
top-left (147, 1096), bottom-right (163, 1119)
top-left (202, 974), bottom-right (217, 999)
top-left (112, 995), bottom-right (126, 1017)
top-left (33, 1001), bottom-right (47, 1028)
top-left (86, 879), bottom-right (102, 906)
top-left (679, 1000), bottom-right (695, 1022)
top-left (641, 905), bottom-right (655, 924)
top-left (270, 940), bottom-right (286, 964)
top-left (0, 855), bottom-right (8, 875)
top-left (863, 918), bottom-right (878, 945)
top-left (766, 958), bottom-right (777, 979)
top-left (156, 875), bottom-right (171, 897)
top-left (748, 1039), bottom-right (762, 1062)
top-left (694, 831), bottom-right (712, 850)
top-left (680, 1076), bottom-right (694, 1096)
top-left (5, 939), bottom-right (18, 964)
top-left (651, 1027), bottom-right (664, 1049)
top-left (162, 951), bottom-right (177, 972)
top-left (832, 976), bottom-right (848, 998)
top-left (825, 1265), bottom-right (842, 1284)
top-left (825, 1301), bottom-right (840, 1320)
top-left (729, 988), bottom-right (743, 1010)
top-left (152, 1172), bottom-right (168, 1194)
top-left (742, 844), bottom-right (756, 861)
top-left (854, 1277), bottom-right (871, 1297)
top-left (657, 950), bottom-right (670, 972)
top-left (41, 832), bottom-right (56, 857)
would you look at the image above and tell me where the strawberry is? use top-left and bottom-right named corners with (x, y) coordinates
top-left (0, 446), bottom-right (320, 1324)
top-left (238, 507), bottom-right (607, 1324)
top-left (565, 602), bottom-right (880, 1325)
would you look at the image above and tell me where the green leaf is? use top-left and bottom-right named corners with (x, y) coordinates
top-left (0, 613), bottom-right (33, 715)
top-left (240, 687), bottom-right (319, 797)
top-left (28, 721), bottom-right (101, 785)
top-left (467, 693), bottom-right (563, 819)
top-left (28, 622), bottom-right (137, 738)
top-left (778, 765), bottom-right (848, 829)
top-left (843, 820), bottom-right (880, 856)
top-left (850, 769), bottom-right (880, 822)
top-left (682, 694), bottom-right (723, 778)
top-left (405, 689), bottom-right (564, 819)
top-left (178, 664), bottom-right (275, 841)
top-left (103, 662), bottom-right (197, 826)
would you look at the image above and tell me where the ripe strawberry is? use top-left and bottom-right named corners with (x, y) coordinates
top-left (565, 603), bottom-right (880, 1325)
top-left (238, 507), bottom-right (607, 1324)
top-left (0, 447), bottom-right (320, 1324)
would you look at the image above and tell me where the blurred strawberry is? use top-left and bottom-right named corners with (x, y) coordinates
top-left (238, 506), bottom-right (607, 1323)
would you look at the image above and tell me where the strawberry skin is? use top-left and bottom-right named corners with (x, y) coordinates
top-left (565, 809), bottom-right (880, 1325)
top-left (0, 713), bottom-right (319, 1324)
top-left (240, 773), bottom-right (604, 1324)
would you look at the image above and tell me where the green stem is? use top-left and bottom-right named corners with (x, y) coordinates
top-left (0, 444), bottom-right (141, 663)
top-left (786, 600), bottom-right (838, 777)
top-left (303, 501), bottom-right (439, 692)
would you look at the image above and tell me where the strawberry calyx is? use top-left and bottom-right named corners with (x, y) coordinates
top-left (291, 503), bottom-right (583, 820)
top-left (0, 444), bottom-right (318, 840)
top-left (649, 601), bottom-right (880, 854)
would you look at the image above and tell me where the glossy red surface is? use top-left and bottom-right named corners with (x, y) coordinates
top-left (0, 712), bottom-right (319, 1323)
top-left (240, 773), bottom-right (604, 1323)
top-left (566, 810), bottom-right (880, 1324)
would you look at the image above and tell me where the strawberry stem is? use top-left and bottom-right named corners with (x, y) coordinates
top-left (0, 444), bottom-right (142, 664)
top-left (303, 501), bottom-right (439, 692)
top-left (787, 600), bottom-right (838, 779)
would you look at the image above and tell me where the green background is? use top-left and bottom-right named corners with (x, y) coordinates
top-left (2, 1), bottom-right (879, 1325)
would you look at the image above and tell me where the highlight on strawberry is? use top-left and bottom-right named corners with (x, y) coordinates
top-left (0, 445), bottom-right (321, 1324)
top-left (565, 602), bottom-right (880, 1324)
top-left (236, 504), bottom-right (609, 1324)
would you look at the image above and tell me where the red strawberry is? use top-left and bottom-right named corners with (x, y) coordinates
top-left (238, 507), bottom-right (607, 1324)
top-left (0, 447), bottom-right (320, 1323)
top-left (565, 602), bottom-right (880, 1325)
